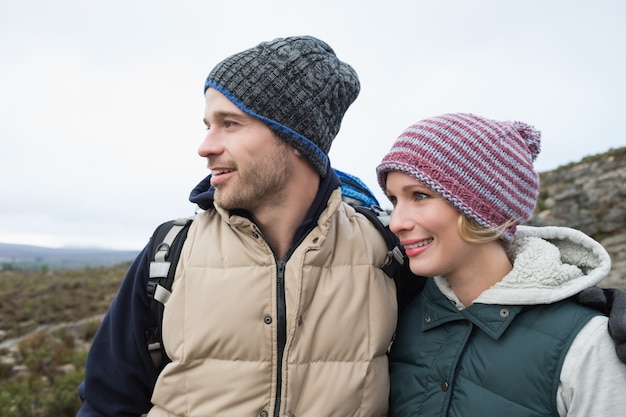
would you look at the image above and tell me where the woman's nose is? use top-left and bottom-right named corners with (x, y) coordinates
top-left (389, 204), bottom-right (411, 236)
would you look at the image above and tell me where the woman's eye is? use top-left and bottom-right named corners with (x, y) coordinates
top-left (414, 192), bottom-right (429, 201)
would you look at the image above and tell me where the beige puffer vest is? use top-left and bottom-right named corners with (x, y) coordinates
top-left (147, 190), bottom-right (397, 417)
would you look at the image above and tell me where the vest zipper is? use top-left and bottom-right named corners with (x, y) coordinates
top-left (273, 260), bottom-right (287, 417)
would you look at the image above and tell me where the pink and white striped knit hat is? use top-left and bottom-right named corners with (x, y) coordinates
top-left (376, 113), bottom-right (541, 242)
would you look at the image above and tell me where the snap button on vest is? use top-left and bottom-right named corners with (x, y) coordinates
top-left (259, 411), bottom-right (268, 417)
top-left (263, 315), bottom-right (272, 324)
top-left (441, 381), bottom-right (449, 392)
top-left (424, 315), bottom-right (431, 324)
top-left (500, 308), bottom-right (510, 318)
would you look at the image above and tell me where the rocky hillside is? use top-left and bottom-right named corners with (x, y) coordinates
top-left (527, 146), bottom-right (626, 287)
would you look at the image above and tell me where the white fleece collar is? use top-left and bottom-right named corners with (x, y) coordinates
top-left (436, 226), bottom-right (611, 306)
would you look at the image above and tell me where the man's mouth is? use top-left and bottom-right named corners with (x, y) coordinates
top-left (211, 168), bottom-right (235, 176)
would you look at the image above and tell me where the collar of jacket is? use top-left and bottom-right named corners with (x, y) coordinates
top-left (188, 170), bottom-right (341, 247)
top-left (417, 280), bottom-right (523, 341)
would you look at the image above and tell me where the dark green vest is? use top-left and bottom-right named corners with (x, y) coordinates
top-left (389, 280), bottom-right (600, 417)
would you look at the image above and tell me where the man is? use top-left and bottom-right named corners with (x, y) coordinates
top-left (77, 35), bottom-right (398, 417)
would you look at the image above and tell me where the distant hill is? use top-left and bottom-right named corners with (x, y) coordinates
top-left (527, 146), bottom-right (626, 286)
top-left (0, 242), bottom-right (138, 270)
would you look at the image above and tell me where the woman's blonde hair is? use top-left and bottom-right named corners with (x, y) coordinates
top-left (457, 215), bottom-right (517, 244)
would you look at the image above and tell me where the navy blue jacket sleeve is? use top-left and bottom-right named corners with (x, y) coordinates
top-left (77, 245), bottom-right (159, 416)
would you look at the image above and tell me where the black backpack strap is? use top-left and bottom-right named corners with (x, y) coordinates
top-left (145, 216), bottom-right (194, 370)
top-left (353, 206), bottom-right (427, 313)
top-left (353, 206), bottom-right (404, 277)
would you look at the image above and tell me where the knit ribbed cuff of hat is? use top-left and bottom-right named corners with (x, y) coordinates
top-left (205, 79), bottom-right (330, 176)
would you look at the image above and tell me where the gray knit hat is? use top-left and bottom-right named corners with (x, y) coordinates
top-left (204, 35), bottom-right (360, 177)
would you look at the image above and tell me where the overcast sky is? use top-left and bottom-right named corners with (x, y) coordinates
top-left (1, 0), bottom-right (625, 250)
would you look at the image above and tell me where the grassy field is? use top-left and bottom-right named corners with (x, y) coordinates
top-left (0, 264), bottom-right (127, 417)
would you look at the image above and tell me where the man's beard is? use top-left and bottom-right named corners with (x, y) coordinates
top-left (214, 145), bottom-right (292, 212)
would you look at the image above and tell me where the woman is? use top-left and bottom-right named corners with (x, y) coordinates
top-left (376, 113), bottom-right (626, 416)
